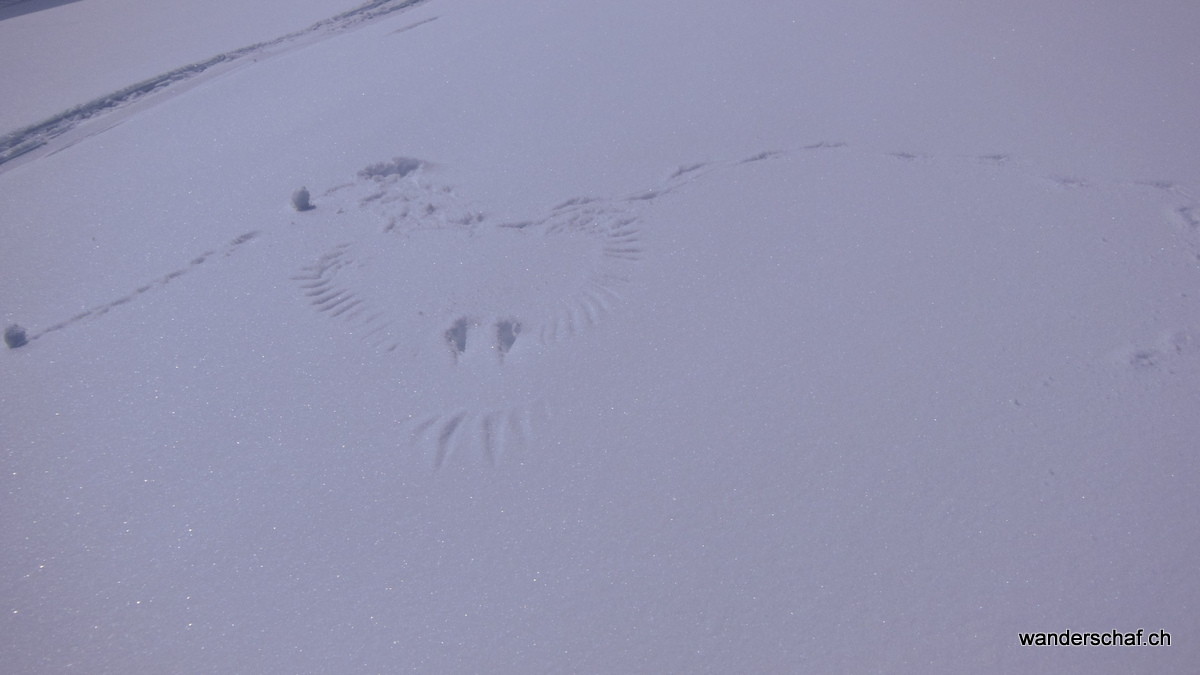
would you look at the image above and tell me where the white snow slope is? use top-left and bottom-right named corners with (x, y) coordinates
top-left (2, 0), bottom-right (1199, 673)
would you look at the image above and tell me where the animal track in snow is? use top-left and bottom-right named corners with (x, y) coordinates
top-left (13, 230), bottom-right (260, 344)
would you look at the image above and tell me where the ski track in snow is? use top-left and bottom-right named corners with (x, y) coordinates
top-left (0, 0), bottom-right (434, 172)
top-left (8, 142), bottom-right (1200, 467)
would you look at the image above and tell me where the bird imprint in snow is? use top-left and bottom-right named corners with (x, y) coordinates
top-left (290, 158), bottom-right (642, 467)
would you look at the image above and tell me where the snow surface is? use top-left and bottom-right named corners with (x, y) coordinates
top-left (2, 0), bottom-right (1199, 672)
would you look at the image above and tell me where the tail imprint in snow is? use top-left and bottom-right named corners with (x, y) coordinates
top-left (404, 404), bottom-right (543, 469)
